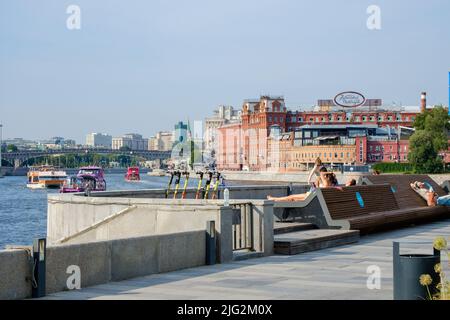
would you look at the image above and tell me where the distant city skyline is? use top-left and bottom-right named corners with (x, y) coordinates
top-left (1, 0), bottom-right (449, 143)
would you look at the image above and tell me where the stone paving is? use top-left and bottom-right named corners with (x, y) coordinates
top-left (44, 219), bottom-right (450, 300)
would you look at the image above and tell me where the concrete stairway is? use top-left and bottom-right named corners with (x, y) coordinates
top-left (274, 221), bottom-right (360, 255)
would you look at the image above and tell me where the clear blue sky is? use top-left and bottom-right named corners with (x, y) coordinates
top-left (1, 0), bottom-right (449, 143)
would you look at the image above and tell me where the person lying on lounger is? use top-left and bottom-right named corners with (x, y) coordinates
top-left (410, 181), bottom-right (450, 207)
top-left (267, 163), bottom-right (338, 202)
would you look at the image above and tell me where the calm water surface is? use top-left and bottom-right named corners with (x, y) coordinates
top-left (0, 173), bottom-right (202, 248)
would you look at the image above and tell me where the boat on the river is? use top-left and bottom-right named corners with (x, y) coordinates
top-left (27, 165), bottom-right (67, 189)
top-left (60, 166), bottom-right (106, 193)
top-left (125, 166), bottom-right (140, 181)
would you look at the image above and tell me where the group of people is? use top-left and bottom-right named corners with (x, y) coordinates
top-left (267, 158), bottom-right (356, 202)
top-left (267, 158), bottom-right (450, 208)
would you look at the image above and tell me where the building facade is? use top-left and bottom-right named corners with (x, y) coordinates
top-left (217, 95), bottom-right (422, 171)
top-left (85, 133), bottom-right (112, 148)
top-left (112, 133), bottom-right (148, 151)
top-left (148, 131), bottom-right (174, 151)
top-left (204, 105), bottom-right (241, 158)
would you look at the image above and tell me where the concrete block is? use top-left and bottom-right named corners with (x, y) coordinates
top-left (159, 231), bottom-right (206, 273)
top-left (110, 236), bottom-right (159, 281)
top-left (0, 250), bottom-right (31, 300)
top-left (45, 241), bottom-right (111, 294)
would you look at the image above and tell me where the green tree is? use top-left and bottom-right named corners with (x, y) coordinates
top-left (409, 106), bottom-right (450, 173)
top-left (6, 144), bottom-right (18, 152)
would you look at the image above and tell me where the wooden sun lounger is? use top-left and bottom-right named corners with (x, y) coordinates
top-left (273, 181), bottom-right (450, 234)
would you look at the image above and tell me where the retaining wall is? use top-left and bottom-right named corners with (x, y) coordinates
top-left (0, 230), bottom-right (205, 299)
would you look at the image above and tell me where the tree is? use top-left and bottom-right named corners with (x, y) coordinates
top-left (409, 106), bottom-right (450, 173)
top-left (119, 146), bottom-right (131, 151)
top-left (6, 144), bottom-right (18, 152)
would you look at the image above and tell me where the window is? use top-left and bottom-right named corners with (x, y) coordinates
top-left (274, 116), bottom-right (278, 122)
top-left (370, 116), bottom-right (375, 122)
top-left (362, 116), bottom-right (367, 121)
top-left (378, 116), bottom-right (383, 121)
top-left (388, 116), bottom-right (393, 121)
top-left (298, 117), bottom-right (303, 122)
top-left (268, 116), bottom-right (272, 122)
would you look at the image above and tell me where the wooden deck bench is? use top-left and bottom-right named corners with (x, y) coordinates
top-left (273, 182), bottom-right (450, 234)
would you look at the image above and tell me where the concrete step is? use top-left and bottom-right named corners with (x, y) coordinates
top-left (274, 229), bottom-right (360, 255)
top-left (274, 221), bottom-right (316, 235)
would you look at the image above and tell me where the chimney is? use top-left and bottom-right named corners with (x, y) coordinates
top-left (420, 92), bottom-right (427, 113)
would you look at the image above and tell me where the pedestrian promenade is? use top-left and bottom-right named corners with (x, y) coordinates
top-left (44, 220), bottom-right (450, 300)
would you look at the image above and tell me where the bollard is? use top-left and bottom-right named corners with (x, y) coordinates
top-left (32, 238), bottom-right (46, 298)
top-left (206, 221), bottom-right (216, 265)
top-left (393, 241), bottom-right (440, 300)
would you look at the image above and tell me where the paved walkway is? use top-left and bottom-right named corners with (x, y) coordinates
top-left (45, 220), bottom-right (450, 300)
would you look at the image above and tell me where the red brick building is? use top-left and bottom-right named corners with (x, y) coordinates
top-left (217, 95), bottom-right (420, 171)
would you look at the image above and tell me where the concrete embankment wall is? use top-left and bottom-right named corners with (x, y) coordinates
top-left (47, 185), bottom-right (295, 244)
top-left (0, 249), bottom-right (32, 299)
top-left (47, 194), bottom-right (274, 262)
top-left (0, 230), bottom-right (205, 300)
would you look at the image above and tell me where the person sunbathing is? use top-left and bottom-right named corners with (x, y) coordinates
top-left (267, 168), bottom-right (338, 202)
top-left (410, 181), bottom-right (450, 207)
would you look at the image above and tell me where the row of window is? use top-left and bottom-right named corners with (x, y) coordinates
top-left (292, 152), bottom-right (355, 159)
top-left (368, 154), bottom-right (408, 161)
top-left (284, 116), bottom-right (415, 123)
top-left (248, 115), bottom-right (415, 125)
top-left (368, 145), bottom-right (408, 152)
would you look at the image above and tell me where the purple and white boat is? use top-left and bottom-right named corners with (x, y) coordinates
top-left (60, 166), bottom-right (106, 193)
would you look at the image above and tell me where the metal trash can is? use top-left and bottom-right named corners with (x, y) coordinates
top-left (393, 241), bottom-right (441, 300)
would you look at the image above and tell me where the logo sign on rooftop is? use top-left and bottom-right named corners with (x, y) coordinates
top-left (334, 91), bottom-right (366, 108)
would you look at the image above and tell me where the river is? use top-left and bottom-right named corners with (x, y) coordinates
top-left (0, 173), bottom-right (203, 248)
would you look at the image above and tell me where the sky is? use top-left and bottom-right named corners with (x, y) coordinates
top-left (1, 0), bottom-right (449, 143)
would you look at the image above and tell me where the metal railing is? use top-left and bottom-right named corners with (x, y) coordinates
top-left (230, 203), bottom-right (254, 251)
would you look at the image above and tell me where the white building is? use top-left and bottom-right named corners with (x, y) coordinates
top-left (148, 131), bottom-right (174, 151)
top-left (86, 133), bottom-right (112, 148)
top-left (112, 133), bottom-right (148, 151)
top-left (205, 105), bottom-right (241, 158)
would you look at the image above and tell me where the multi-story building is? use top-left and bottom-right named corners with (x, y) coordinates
top-left (204, 105), bottom-right (241, 158)
top-left (148, 131), bottom-right (174, 151)
top-left (217, 95), bottom-right (423, 171)
top-left (112, 133), bottom-right (148, 151)
top-left (85, 133), bottom-right (112, 148)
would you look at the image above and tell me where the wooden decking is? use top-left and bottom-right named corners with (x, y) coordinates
top-left (43, 219), bottom-right (450, 300)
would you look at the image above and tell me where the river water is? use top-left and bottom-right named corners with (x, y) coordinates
top-left (0, 174), bottom-right (203, 248)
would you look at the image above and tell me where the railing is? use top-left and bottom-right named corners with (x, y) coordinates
top-left (230, 203), bottom-right (254, 251)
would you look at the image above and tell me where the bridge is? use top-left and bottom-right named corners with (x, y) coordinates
top-left (1, 148), bottom-right (172, 168)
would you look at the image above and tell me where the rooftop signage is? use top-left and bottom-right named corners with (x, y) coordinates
top-left (333, 91), bottom-right (367, 108)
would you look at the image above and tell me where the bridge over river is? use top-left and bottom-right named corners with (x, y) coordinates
top-left (1, 148), bottom-right (172, 168)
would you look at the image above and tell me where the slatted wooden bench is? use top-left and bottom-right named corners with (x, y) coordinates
top-left (273, 182), bottom-right (450, 234)
top-left (360, 174), bottom-right (447, 208)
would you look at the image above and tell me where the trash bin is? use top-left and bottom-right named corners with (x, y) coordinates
top-left (393, 241), bottom-right (441, 300)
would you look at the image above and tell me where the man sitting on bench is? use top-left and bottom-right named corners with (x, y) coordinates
top-left (410, 181), bottom-right (450, 207)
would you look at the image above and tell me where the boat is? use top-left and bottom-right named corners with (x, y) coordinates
top-left (27, 165), bottom-right (67, 189)
top-left (125, 167), bottom-right (140, 181)
top-left (60, 166), bottom-right (106, 193)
